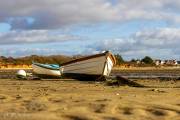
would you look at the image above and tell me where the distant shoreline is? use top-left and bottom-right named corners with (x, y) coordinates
top-left (113, 66), bottom-right (180, 70)
top-left (0, 66), bottom-right (180, 70)
top-left (0, 66), bottom-right (180, 80)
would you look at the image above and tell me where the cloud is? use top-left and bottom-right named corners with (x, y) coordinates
top-left (1, 0), bottom-right (180, 59)
top-left (89, 28), bottom-right (180, 59)
top-left (0, 30), bottom-right (80, 44)
top-left (1, 28), bottom-right (180, 59)
top-left (0, 0), bottom-right (119, 29)
top-left (134, 28), bottom-right (180, 48)
top-left (1, 0), bottom-right (180, 29)
top-left (0, 47), bottom-right (59, 57)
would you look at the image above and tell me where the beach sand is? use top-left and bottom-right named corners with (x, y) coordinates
top-left (0, 79), bottom-right (180, 120)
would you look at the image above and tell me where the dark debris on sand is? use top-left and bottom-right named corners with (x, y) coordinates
top-left (106, 75), bottom-right (146, 87)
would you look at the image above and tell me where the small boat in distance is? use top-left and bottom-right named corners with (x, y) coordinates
top-left (32, 62), bottom-right (61, 78)
top-left (60, 51), bottom-right (116, 80)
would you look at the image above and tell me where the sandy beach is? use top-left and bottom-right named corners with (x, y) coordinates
top-left (0, 77), bottom-right (180, 120)
top-left (1, 0), bottom-right (180, 119)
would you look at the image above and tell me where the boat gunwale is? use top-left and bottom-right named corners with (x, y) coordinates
top-left (61, 51), bottom-right (116, 66)
top-left (32, 63), bottom-right (59, 70)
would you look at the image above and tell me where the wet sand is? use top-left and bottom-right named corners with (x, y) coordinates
top-left (0, 79), bottom-right (180, 120)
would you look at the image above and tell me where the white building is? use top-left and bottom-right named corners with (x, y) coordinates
top-left (154, 59), bottom-right (177, 66)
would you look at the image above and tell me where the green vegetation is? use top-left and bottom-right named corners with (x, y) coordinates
top-left (0, 53), bottom-right (157, 67)
top-left (115, 54), bottom-right (124, 65)
top-left (141, 56), bottom-right (153, 64)
top-left (0, 55), bottom-right (72, 65)
top-left (130, 59), bottom-right (136, 63)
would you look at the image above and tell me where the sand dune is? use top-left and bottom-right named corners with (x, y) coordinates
top-left (0, 79), bottom-right (179, 120)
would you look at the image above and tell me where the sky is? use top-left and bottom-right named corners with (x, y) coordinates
top-left (0, 0), bottom-right (180, 60)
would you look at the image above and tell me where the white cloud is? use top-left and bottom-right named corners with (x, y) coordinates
top-left (89, 28), bottom-right (180, 59)
top-left (0, 47), bottom-right (59, 57)
top-left (1, 28), bottom-right (180, 59)
top-left (0, 30), bottom-right (80, 44)
top-left (1, 0), bottom-right (180, 59)
top-left (0, 0), bottom-right (180, 29)
top-left (0, 0), bottom-right (119, 29)
top-left (134, 28), bottom-right (180, 48)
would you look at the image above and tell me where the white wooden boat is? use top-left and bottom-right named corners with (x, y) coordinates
top-left (32, 62), bottom-right (61, 78)
top-left (60, 51), bottom-right (116, 80)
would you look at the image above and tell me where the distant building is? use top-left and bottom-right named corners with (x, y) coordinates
top-left (136, 60), bottom-right (141, 64)
top-left (154, 59), bottom-right (177, 66)
top-left (154, 60), bottom-right (164, 66)
top-left (164, 60), bottom-right (177, 65)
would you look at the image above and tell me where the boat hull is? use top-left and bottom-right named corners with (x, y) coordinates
top-left (60, 51), bottom-right (116, 80)
top-left (32, 64), bottom-right (61, 78)
top-left (61, 73), bottom-right (104, 81)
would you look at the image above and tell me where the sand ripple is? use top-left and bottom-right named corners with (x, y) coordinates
top-left (0, 79), bottom-right (179, 120)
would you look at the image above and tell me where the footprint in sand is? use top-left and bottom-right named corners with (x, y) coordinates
top-left (122, 107), bottom-right (133, 115)
top-left (113, 103), bottom-right (180, 118)
top-left (0, 95), bottom-right (11, 103)
top-left (114, 106), bottom-right (134, 115)
top-left (176, 103), bottom-right (180, 107)
top-left (95, 99), bottom-right (111, 102)
top-left (48, 97), bottom-right (64, 103)
top-left (64, 115), bottom-right (90, 120)
top-left (23, 101), bottom-right (47, 112)
top-left (0, 95), bottom-right (6, 100)
top-left (146, 108), bottom-right (167, 116)
top-left (72, 99), bottom-right (85, 103)
top-left (102, 116), bottom-right (120, 120)
top-left (146, 106), bottom-right (180, 117)
top-left (88, 103), bottom-right (106, 113)
top-left (15, 94), bottom-right (22, 100)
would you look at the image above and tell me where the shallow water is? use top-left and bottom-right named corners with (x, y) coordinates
top-left (0, 68), bottom-right (180, 80)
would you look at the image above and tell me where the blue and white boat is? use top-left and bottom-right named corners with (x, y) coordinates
top-left (32, 62), bottom-right (61, 78)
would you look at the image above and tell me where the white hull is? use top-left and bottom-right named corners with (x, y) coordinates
top-left (60, 52), bottom-right (116, 76)
top-left (32, 64), bottom-right (61, 77)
